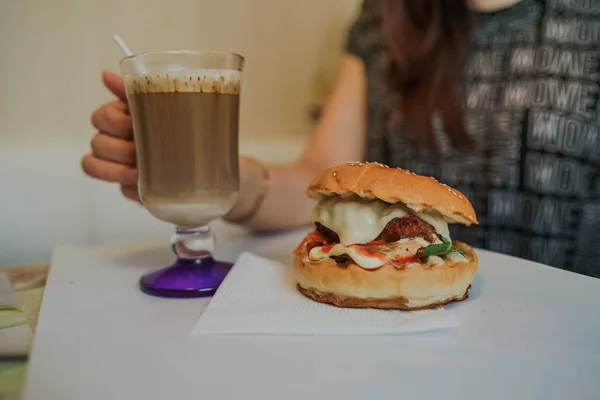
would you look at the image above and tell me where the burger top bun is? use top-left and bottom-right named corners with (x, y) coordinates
top-left (307, 162), bottom-right (478, 226)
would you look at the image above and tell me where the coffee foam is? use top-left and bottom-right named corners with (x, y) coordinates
top-left (124, 69), bottom-right (242, 95)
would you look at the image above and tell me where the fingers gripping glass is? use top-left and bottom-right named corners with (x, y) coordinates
top-left (119, 50), bottom-right (244, 297)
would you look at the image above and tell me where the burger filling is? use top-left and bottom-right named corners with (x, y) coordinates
top-left (307, 197), bottom-right (468, 269)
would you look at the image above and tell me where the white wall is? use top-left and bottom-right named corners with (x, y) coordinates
top-left (0, 0), bottom-right (362, 266)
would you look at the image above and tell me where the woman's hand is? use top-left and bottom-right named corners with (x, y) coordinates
top-left (81, 71), bottom-right (140, 202)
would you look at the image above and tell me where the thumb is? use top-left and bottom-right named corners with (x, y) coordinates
top-left (102, 70), bottom-right (127, 102)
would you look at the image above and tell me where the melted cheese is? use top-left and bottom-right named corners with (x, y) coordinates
top-left (309, 238), bottom-right (430, 270)
top-left (445, 251), bottom-right (469, 265)
top-left (312, 197), bottom-right (450, 245)
top-left (418, 211), bottom-right (451, 242)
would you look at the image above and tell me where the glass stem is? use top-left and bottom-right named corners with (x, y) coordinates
top-left (171, 225), bottom-right (215, 260)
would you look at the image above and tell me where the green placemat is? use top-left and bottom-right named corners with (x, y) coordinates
top-left (0, 264), bottom-right (48, 400)
top-left (0, 361), bottom-right (27, 400)
top-left (0, 306), bottom-right (28, 331)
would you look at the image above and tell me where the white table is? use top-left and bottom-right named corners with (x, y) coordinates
top-left (23, 221), bottom-right (600, 399)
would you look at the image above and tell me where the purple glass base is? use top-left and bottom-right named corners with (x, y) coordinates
top-left (139, 256), bottom-right (232, 298)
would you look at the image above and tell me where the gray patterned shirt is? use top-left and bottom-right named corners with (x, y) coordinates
top-left (345, 0), bottom-right (600, 277)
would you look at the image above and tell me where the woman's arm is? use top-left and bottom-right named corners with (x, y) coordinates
top-left (83, 55), bottom-right (366, 231)
top-left (223, 55), bottom-right (367, 231)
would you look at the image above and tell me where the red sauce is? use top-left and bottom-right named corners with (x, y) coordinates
top-left (306, 242), bottom-right (322, 253)
top-left (364, 240), bottom-right (386, 247)
top-left (301, 229), bottom-right (422, 263)
top-left (391, 254), bottom-right (420, 265)
top-left (350, 244), bottom-right (386, 260)
top-left (321, 244), bottom-right (334, 254)
top-left (300, 230), bottom-right (326, 252)
top-left (299, 229), bottom-right (424, 268)
top-left (306, 231), bottom-right (326, 243)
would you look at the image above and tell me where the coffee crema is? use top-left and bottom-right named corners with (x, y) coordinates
top-left (125, 70), bottom-right (242, 227)
top-left (124, 69), bottom-right (242, 95)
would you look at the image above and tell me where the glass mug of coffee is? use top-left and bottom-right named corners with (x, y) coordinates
top-left (119, 50), bottom-right (244, 297)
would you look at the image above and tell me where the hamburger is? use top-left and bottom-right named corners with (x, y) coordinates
top-left (292, 162), bottom-right (478, 310)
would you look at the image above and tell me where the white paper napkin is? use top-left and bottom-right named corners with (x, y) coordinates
top-left (190, 252), bottom-right (457, 336)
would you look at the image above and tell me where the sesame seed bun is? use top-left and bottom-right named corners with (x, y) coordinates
top-left (293, 239), bottom-right (478, 310)
top-left (293, 162), bottom-right (479, 310)
top-left (307, 162), bottom-right (477, 226)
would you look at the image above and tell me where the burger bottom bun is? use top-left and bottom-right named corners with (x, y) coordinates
top-left (292, 240), bottom-right (478, 310)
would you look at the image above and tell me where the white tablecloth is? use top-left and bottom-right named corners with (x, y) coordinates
top-left (24, 221), bottom-right (600, 400)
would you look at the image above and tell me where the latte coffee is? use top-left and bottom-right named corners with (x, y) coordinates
top-left (125, 70), bottom-right (242, 227)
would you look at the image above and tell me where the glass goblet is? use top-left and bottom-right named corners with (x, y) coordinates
top-left (119, 50), bottom-right (244, 297)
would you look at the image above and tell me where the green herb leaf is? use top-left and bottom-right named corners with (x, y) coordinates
top-left (451, 246), bottom-right (465, 256)
top-left (419, 237), bottom-right (466, 261)
top-left (421, 242), bottom-right (453, 258)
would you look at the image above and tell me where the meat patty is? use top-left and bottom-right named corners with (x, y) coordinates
top-left (375, 215), bottom-right (438, 243)
top-left (315, 222), bottom-right (340, 243)
top-left (314, 215), bottom-right (437, 245)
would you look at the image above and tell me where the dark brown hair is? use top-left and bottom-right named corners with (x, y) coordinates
top-left (380, 0), bottom-right (475, 154)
